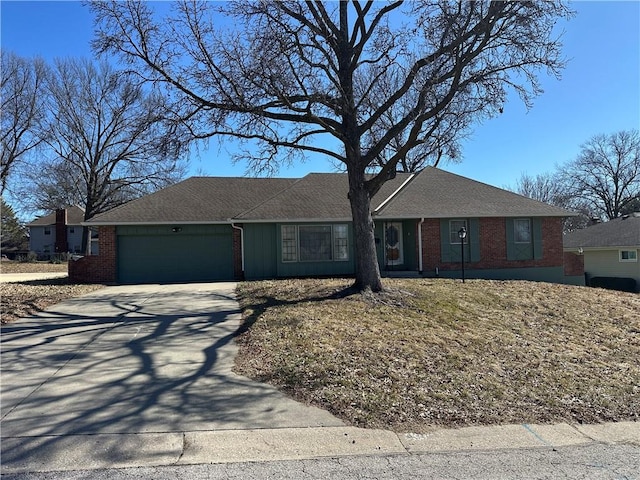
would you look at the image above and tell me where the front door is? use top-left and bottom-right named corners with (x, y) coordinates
top-left (384, 222), bottom-right (403, 266)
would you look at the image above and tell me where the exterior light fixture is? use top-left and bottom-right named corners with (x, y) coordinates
top-left (458, 226), bottom-right (467, 283)
top-left (171, 227), bottom-right (182, 233)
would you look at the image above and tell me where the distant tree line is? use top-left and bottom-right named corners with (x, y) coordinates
top-left (511, 129), bottom-right (640, 231)
top-left (0, 197), bottom-right (28, 255)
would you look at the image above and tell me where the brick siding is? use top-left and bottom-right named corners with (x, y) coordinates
top-left (68, 226), bottom-right (117, 283)
top-left (563, 251), bottom-right (585, 276)
top-left (420, 217), bottom-right (565, 272)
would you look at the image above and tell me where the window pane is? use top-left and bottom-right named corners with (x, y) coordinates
top-left (334, 224), bottom-right (348, 261)
top-left (449, 220), bottom-right (467, 244)
top-left (621, 250), bottom-right (637, 261)
top-left (282, 225), bottom-right (297, 262)
top-left (299, 225), bottom-right (332, 261)
top-left (514, 219), bottom-right (531, 243)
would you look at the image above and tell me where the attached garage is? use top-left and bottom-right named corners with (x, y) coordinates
top-left (117, 225), bottom-right (234, 284)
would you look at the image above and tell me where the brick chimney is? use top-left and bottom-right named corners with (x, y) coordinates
top-left (54, 208), bottom-right (68, 253)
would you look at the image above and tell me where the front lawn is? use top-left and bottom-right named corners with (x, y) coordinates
top-left (0, 278), bottom-right (103, 324)
top-left (0, 260), bottom-right (69, 273)
top-left (235, 278), bottom-right (640, 432)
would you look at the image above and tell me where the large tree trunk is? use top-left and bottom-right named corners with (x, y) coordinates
top-left (348, 168), bottom-right (383, 292)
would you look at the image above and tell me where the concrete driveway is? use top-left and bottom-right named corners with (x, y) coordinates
top-left (1, 282), bottom-right (344, 472)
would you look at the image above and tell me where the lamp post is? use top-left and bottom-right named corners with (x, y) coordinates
top-left (458, 226), bottom-right (467, 283)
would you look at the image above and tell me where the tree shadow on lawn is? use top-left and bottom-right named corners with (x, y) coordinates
top-left (236, 281), bottom-right (360, 335)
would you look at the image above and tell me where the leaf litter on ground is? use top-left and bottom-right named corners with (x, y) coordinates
top-left (235, 278), bottom-right (640, 432)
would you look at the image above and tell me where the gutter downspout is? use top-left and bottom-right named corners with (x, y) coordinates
top-left (418, 218), bottom-right (424, 274)
top-left (231, 223), bottom-right (245, 275)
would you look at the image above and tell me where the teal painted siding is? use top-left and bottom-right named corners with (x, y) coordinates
top-left (118, 224), bottom-right (230, 236)
top-left (275, 223), bottom-right (356, 277)
top-left (434, 266), bottom-right (565, 283)
top-left (506, 218), bottom-right (541, 261)
top-left (117, 224), bottom-right (233, 283)
top-left (469, 218), bottom-right (481, 262)
top-left (402, 220), bottom-right (418, 270)
top-left (244, 224), bottom-right (278, 279)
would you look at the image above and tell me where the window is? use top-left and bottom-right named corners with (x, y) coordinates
top-left (299, 225), bottom-right (332, 261)
top-left (620, 250), bottom-right (638, 262)
top-left (44, 227), bottom-right (51, 235)
top-left (514, 218), bottom-right (532, 243)
top-left (449, 219), bottom-right (467, 244)
top-left (281, 224), bottom-right (349, 262)
top-left (90, 228), bottom-right (100, 255)
top-left (281, 225), bottom-right (297, 262)
top-left (333, 224), bottom-right (349, 261)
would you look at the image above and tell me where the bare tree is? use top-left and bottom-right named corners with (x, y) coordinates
top-left (92, 0), bottom-right (571, 291)
top-left (20, 58), bottom-right (187, 253)
top-left (560, 130), bottom-right (640, 221)
top-left (511, 172), bottom-right (590, 231)
top-left (363, 68), bottom-right (469, 172)
top-left (0, 51), bottom-right (47, 194)
top-left (621, 196), bottom-right (640, 215)
top-left (513, 172), bottom-right (565, 205)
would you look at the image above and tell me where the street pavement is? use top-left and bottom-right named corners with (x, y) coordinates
top-left (1, 282), bottom-right (638, 478)
top-left (2, 443), bottom-right (639, 479)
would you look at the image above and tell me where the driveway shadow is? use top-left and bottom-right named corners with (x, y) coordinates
top-left (0, 283), bottom-right (341, 470)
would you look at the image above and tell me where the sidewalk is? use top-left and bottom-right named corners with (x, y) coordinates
top-left (0, 272), bottom-right (68, 283)
top-left (2, 421), bottom-right (638, 473)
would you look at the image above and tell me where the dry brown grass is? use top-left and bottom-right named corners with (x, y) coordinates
top-left (0, 260), bottom-right (69, 273)
top-left (1, 278), bottom-right (103, 324)
top-left (235, 278), bottom-right (640, 432)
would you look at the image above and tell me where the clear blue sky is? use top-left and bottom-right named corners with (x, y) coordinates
top-left (2, 1), bottom-right (639, 190)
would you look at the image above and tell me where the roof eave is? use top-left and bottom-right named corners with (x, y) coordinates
top-left (233, 217), bottom-right (353, 223)
top-left (564, 245), bottom-right (640, 251)
top-left (83, 220), bottom-right (231, 226)
top-left (374, 212), bottom-right (574, 219)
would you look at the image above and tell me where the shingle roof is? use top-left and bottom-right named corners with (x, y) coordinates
top-left (563, 213), bottom-right (640, 249)
top-left (376, 167), bottom-right (574, 218)
top-left (27, 206), bottom-right (85, 226)
top-left (87, 177), bottom-right (297, 224)
top-left (236, 172), bottom-right (412, 221)
top-left (86, 168), bottom-right (575, 225)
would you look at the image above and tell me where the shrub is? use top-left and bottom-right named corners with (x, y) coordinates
top-left (49, 253), bottom-right (69, 264)
top-left (589, 276), bottom-right (637, 293)
top-left (17, 251), bottom-right (38, 263)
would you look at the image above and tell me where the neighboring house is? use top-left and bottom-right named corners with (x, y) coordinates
top-left (27, 206), bottom-right (97, 257)
top-left (72, 167), bottom-right (579, 285)
top-left (564, 213), bottom-right (640, 292)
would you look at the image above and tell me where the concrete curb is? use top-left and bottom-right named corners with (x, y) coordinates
top-left (2, 422), bottom-right (638, 474)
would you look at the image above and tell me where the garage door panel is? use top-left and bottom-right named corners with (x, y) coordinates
top-left (118, 233), bottom-right (233, 284)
